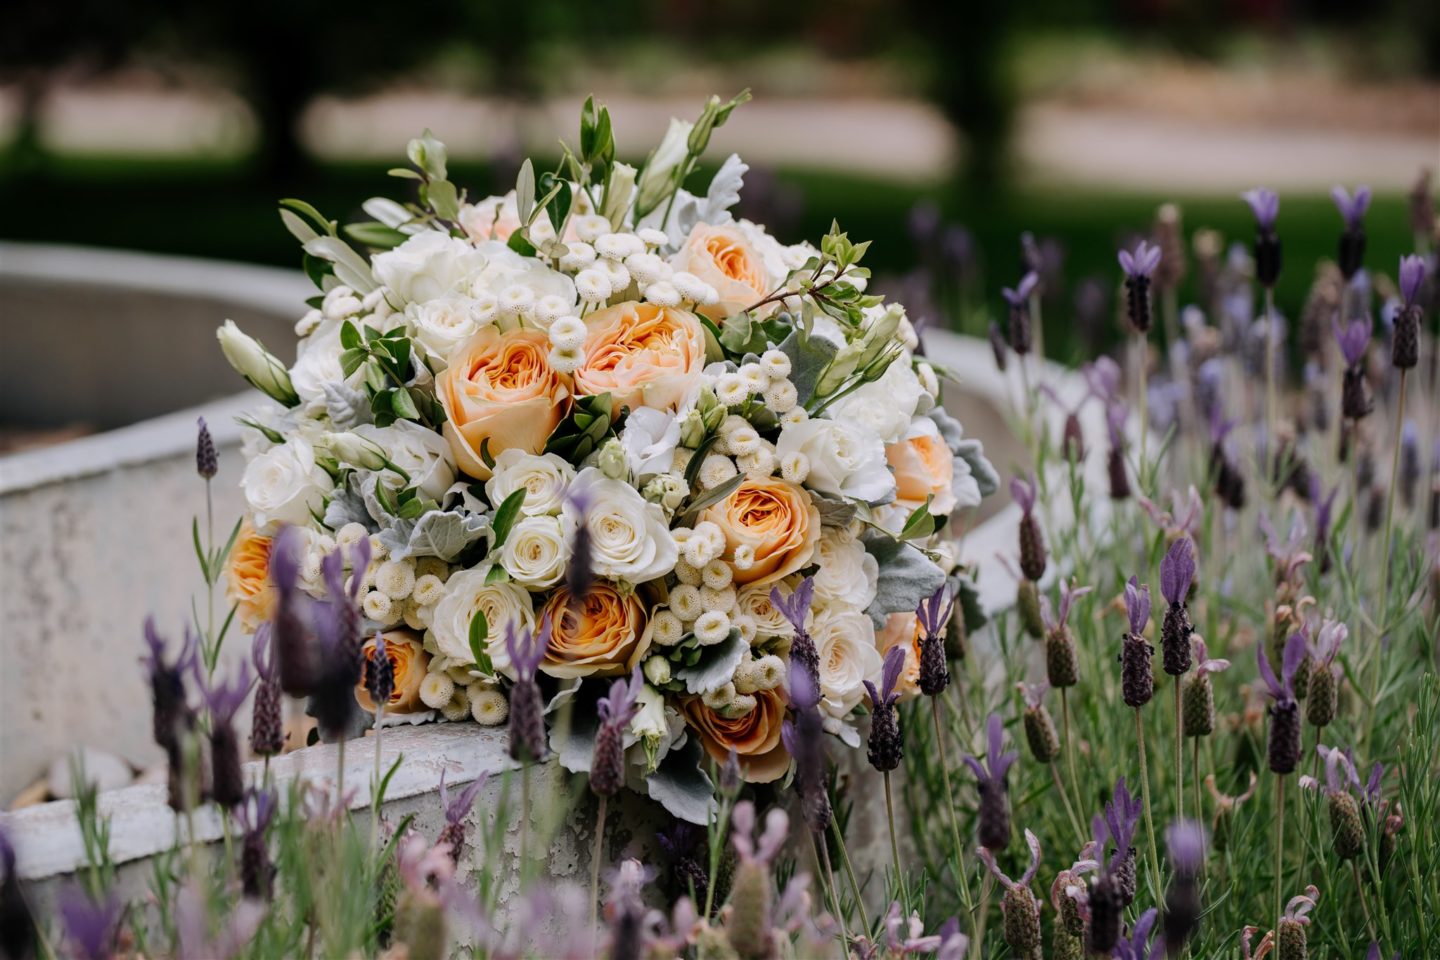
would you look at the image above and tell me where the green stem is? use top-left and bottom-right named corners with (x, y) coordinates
top-left (813, 831), bottom-right (849, 957)
top-left (1061, 688), bottom-right (1083, 838)
top-left (590, 793), bottom-right (608, 940)
top-left (1137, 334), bottom-right (1150, 480)
top-left (1134, 708), bottom-right (1163, 904)
top-left (830, 815), bottom-right (871, 935)
top-left (1263, 286), bottom-right (1277, 469)
top-left (932, 699), bottom-right (976, 917)
top-left (1192, 737), bottom-right (1203, 846)
top-left (884, 771), bottom-right (908, 907)
top-left (1174, 681), bottom-right (1184, 825)
top-left (1367, 369), bottom-right (1407, 752)
top-left (1274, 775), bottom-right (1285, 930)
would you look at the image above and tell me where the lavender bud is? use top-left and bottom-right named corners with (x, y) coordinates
top-left (195, 417), bottom-right (218, 479)
top-left (1054, 929), bottom-right (1083, 960)
top-left (1213, 451), bottom-right (1246, 510)
top-left (1125, 273), bottom-right (1154, 333)
top-left (1113, 846), bottom-right (1138, 905)
top-left (364, 636), bottom-right (394, 711)
top-left (210, 723), bottom-right (244, 809)
top-left (1342, 365), bottom-right (1373, 420)
top-left (1278, 917), bottom-right (1308, 960)
top-left (1121, 634), bottom-right (1155, 708)
top-left (1007, 301), bottom-right (1033, 356)
top-left (1086, 873), bottom-right (1123, 954)
top-left (866, 700), bottom-right (903, 773)
top-left (1022, 704), bottom-right (1060, 763)
top-left (944, 608), bottom-right (968, 661)
top-left (1001, 884), bottom-right (1041, 955)
top-left (719, 748), bottom-right (743, 797)
top-left (250, 679), bottom-right (283, 758)
top-left (1017, 580), bottom-right (1044, 639)
top-left (1306, 667), bottom-right (1337, 728)
top-left (918, 633), bottom-right (949, 697)
top-left (1256, 229), bottom-right (1282, 288)
top-left (240, 820), bottom-right (275, 901)
top-left (1018, 514), bottom-right (1047, 582)
top-left (1338, 227), bottom-right (1366, 281)
top-left (507, 679), bottom-right (547, 763)
top-left (590, 722), bottom-right (626, 797)
top-left (1161, 602), bottom-right (1194, 676)
top-left (1182, 671), bottom-right (1215, 737)
top-left (977, 778), bottom-right (1011, 852)
top-left (1061, 412), bottom-right (1085, 463)
top-left (1060, 889), bottom-right (1086, 937)
top-left (1268, 701), bottom-right (1302, 774)
top-left (1400, 423), bottom-right (1419, 509)
top-left (1045, 629), bottom-right (1079, 688)
top-left (1108, 446), bottom-right (1132, 500)
top-left (1328, 791), bottom-right (1365, 861)
top-left (1429, 481), bottom-right (1439, 531)
top-left (988, 321), bottom-right (1010, 372)
top-left (1365, 484), bottom-right (1385, 534)
top-left (1392, 304), bottom-right (1420, 370)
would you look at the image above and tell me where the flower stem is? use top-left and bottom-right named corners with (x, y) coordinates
top-left (1354, 861), bottom-right (1377, 941)
top-left (1134, 707), bottom-right (1163, 904)
top-left (521, 763), bottom-right (532, 885)
top-left (1174, 681), bottom-right (1184, 824)
top-left (1192, 737), bottom-right (1203, 846)
top-left (1263, 286), bottom-right (1277, 468)
top-left (1137, 334), bottom-right (1150, 479)
top-left (1368, 368), bottom-right (1408, 752)
top-left (590, 793), bottom-right (608, 938)
top-left (829, 815), bottom-right (871, 934)
top-left (1061, 688), bottom-right (1083, 838)
top-left (1274, 775), bottom-right (1285, 930)
top-left (932, 699), bottom-right (976, 917)
top-left (812, 831), bottom-right (849, 956)
top-left (884, 771), bottom-right (908, 907)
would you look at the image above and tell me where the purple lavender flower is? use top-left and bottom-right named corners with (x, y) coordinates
top-left (1012, 474), bottom-right (1047, 581)
top-left (249, 625), bottom-right (283, 758)
top-left (1400, 254), bottom-right (1428, 307)
top-left (1183, 636), bottom-right (1231, 737)
top-left (437, 769), bottom-right (488, 862)
top-left (771, 576), bottom-right (818, 688)
top-left (1113, 906), bottom-right (1161, 960)
top-left (1159, 537), bottom-right (1197, 676)
top-left (976, 830), bottom-right (1042, 955)
top-left (59, 887), bottom-right (121, 960)
top-left (1121, 577), bottom-right (1155, 708)
top-left (1106, 405), bottom-right (1132, 500)
top-left (964, 713), bottom-right (1018, 851)
top-left (782, 659), bottom-right (832, 832)
top-left (591, 667), bottom-right (643, 797)
top-left (143, 618), bottom-right (199, 810)
top-left (1103, 777), bottom-right (1143, 872)
top-left (505, 617), bottom-right (550, 764)
top-left (1118, 240), bottom-right (1163, 279)
top-left (364, 633), bottom-right (394, 713)
top-left (916, 584), bottom-right (954, 696)
top-left (863, 645), bottom-right (907, 772)
top-left (883, 902), bottom-right (963, 956)
top-left (1001, 271), bottom-right (1039, 355)
top-left (1018, 680), bottom-right (1060, 763)
top-left (1124, 577), bottom-right (1151, 636)
top-left (1311, 478), bottom-right (1340, 574)
top-left (1243, 188), bottom-right (1284, 288)
top-left (195, 416), bottom-right (218, 479)
top-left (1332, 185), bottom-right (1372, 280)
top-left (1332, 185), bottom-right (1372, 230)
top-left (1163, 820), bottom-right (1207, 952)
top-left (1334, 313), bottom-right (1373, 368)
top-left (237, 786), bottom-right (277, 900)
top-left (1041, 580), bottom-right (1090, 688)
top-left (198, 661), bottom-right (255, 808)
top-left (1258, 633), bottom-right (1307, 774)
top-left (564, 488), bottom-right (594, 602)
top-left (988, 320), bottom-right (1009, 371)
top-left (1119, 241), bottom-right (1162, 334)
top-left (1394, 254), bottom-right (1427, 369)
top-left (1242, 188), bottom-right (1280, 231)
top-left (1085, 814), bottom-right (1125, 952)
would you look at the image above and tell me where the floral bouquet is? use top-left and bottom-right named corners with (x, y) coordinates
top-left (216, 93), bottom-right (997, 822)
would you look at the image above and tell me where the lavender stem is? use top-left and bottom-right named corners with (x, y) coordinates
top-left (1368, 369), bottom-right (1408, 753)
top-left (931, 699), bottom-right (976, 917)
top-left (1134, 707), bottom-right (1162, 905)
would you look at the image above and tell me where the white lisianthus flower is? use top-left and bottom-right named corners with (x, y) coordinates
top-left (485, 449), bottom-right (575, 517)
top-left (429, 568), bottom-right (535, 679)
top-left (811, 605), bottom-right (883, 721)
top-left (826, 350), bottom-right (923, 444)
top-left (406, 296), bottom-right (492, 364)
top-left (465, 243), bottom-right (577, 318)
top-left (619, 406), bottom-right (684, 480)
top-left (500, 515), bottom-right (570, 588)
top-left (811, 530), bottom-right (879, 610)
top-left (562, 468), bottom-right (678, 584)
top-left (635, 118), bottom-right (695, 215)
top-left (241, 437), bottom-right (331, 532)
top-left (289, 317), bottom-right (354, 412)
top-left (354, 420), bottom-right (457, 502)
top-left (217, 320), bottom-right (298, 407)
top-left (775, 418), bottom-right (895, 504)
top-left (371, 231), bottom-right (488, 304)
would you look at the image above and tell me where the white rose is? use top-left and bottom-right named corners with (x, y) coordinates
top-left (289, 317), bottom-right (355, 412)
top-left (371, 231), bottom-right (488, 305)
top-left (811, 605), bottom-right (883, 721)
top-left (500, 515), bottom-right (570, 589)
top-left (811, 530), bottom-right (879, 609)
top-left (486, 449), bottom-right (575, 517)
top-left (429, 568), bottom-right (535, 680)
top-left (406, 296), bottom-right (492, 364)
top-left (826, 351), bottom-right (922, 444)
top-left (619, 405), bottom-right (684, 480)
top-left (354, 420), bottom-right (456, 502)
top-left (562, 468), bottom-right (678, 584)
top-left (241, 437), bottom-right (331, 532)
top-left (736, 581), bottom-right (802, 640)
top-left (775, 418), bottom-right (895, 504)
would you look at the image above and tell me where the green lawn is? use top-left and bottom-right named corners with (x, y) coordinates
top-left (0, 154), bottom-right (1414, 361)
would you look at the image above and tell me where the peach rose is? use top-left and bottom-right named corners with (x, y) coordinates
top-left (539, 583), bottom-right (651, 678)
top-left (672, 223), bottom-right (771, 322)
top-left (887, 428), bottom-right (957, 516)
top-left (877, 612), bottom-right (923, 700)
top-left (681, 688), bottom-right (790, 783)
top-left (355, 631), bottom-right (431, 714)
top-left (573, 301), bottom-right (706, 416)
top-left (703, 477), bottom-right (821, 586)
top-left (226, 521), bottom-right (276, 633)
top-left (438, 327), bottom-right (571, 479)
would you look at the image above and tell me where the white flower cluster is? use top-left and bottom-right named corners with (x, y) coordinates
top-left (217, 102), bottom-right (995, 816)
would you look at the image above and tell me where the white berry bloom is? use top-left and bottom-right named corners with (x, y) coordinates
top-left (726, 425), bottom-right (761, 456)
top-left (441, 687), bottom-right (471, 722)
top-left (429, 568), bottom-right (535, 678)
top-left (559, 241), bottom-right (597, 271)
top-left (562, 468), bottom-right (678, 584)
top-left (812, 530), bottom-right (880, 610)
top-left (485, 449), bottom-right (575, 517)
top-left (336, 522), bottom-right (370, 548)
top-left (643, 281), bottom-right (682, 307)
top-left (548, 346), bottom-right (584, 374)
top-left (760, 350), bottom-right (792, 379)
top-left (780, 451), bottom-right (810, 484)
top-left (534, 294), bottom-right (572, 324)
top-left (701, 560), bottom-right (733, 590)
top-left (693, 610), bottom-right (732, 645)
top-left (673, 560), bottom-right (702, 586)
top-left (812, 605), bottom-right (884, 721)
top-left (596, 258), bottom-right (631, 292)
top-left (825, 351), bottom-right (924, 445)
top-left (780, 407), bottom-right (809, 428)
top-left (295, 309), bottom-right (323, 338)
top-left (763, 380), bottom-right (798, 414)
top-left (649, 610), bottom-right (685, 646)
top-left (715, 374), bottom-right (749, 407)
top-left (700, 585), bottom-right (737, 613)
top-left (737, 363), bottom-right (768, 394)
top-left (499, 515), bottom-right (570, 589)
top-left (375, 560), bottom-right (416, 600)
top-left (412, 573), bottom-right (446, 607)
top-left (624, 252), bottom-right (670, 286)
top-left (737, 449), bottom-right (775, 479)
top-left (637, 227), bottom-right (669, 249)
top-left (419, 672), bottom-right (455, 710)
top-left (499, 283), bottom-right (535, 316)
top-left (672, 271), bottom-right (718, 306)
top-left (776, 417), bottom-right (895, 504)
top-left (415, 557), bottom-right (450, 582)
top-left (354, 420), bottom-right (457, 502)
top-left (697, 454), bottom-right (738, 491)
top-left (470, 686), bottom-right (509, 726)
top-left (241, 437), bottom-right (331, 532)
top-left (670, 584), bottom-right (702, 622)
top-left (363, 590), bottom-right (394, 622)
top-left (575, 268), bottom-right (612, 304)
top-left (595, 232), bottom-right (645, 261)
top-left (547, 315), bottom-right (588, 351)
top-left (372, 231), bottom-right (489, 305)
top-left (574, 215), bottom-right (613, 243)
top-left (732, 544), bottom-right (756, 571)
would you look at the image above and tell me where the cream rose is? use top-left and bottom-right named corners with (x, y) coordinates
top-left (429, 568), bottom-right (535, 679)
top-left (356, 631), bottom-right (431, 714)
top-left (406, 296), bottom-right (492, 364)
top-left (437, 327), bottom-right (571, 480)
top-left (573, 301), bottom-right (706, 416)
top-left (702, 476), bottom-right (821, 586)
top-left (563, 468), bottom-right (677, 584)
top-left (225, 521), bottom-right (276, 632)
top-left (735, 581), bottom-right (803, 640)
top-left (485, 449), bottom-right (575, 517)
top-left (681, 688), bottom-right (789, 784)
top-left (371, 231), bottom-right (488, 305)
top-left (811, 530), bottom-right (879, 610)
top-left (672, 223), bottom-right (772, 322)
top-left (354, 420), bottom-right (456, 502)
top-left (540, 583), bottom-right (650, 678)
top-left (886, 417), bottom-right (957, 516)
top-left (775, 417), bottom-right (895, 505)
top-left (811, 605), bottom-right (883, 720)
top-left (826, 353), bottom-right (923, 444)
top-left (500, 515), bottom-right (569, 589)
top-left (241, 437), bottom-right (331, 532)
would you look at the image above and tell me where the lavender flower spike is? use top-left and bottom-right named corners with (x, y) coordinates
top-left (1159, 537), bottom-right (1196, 605)
top-left (1333, 313), bottom-right (1373, 367)
top-left (1118, 240), bottom-right (1162, 278)
top-left (1242, 187), bottom-right (1280, 230)
top-left (437, 768), bottom-right (489, 862)
top-left (1103, 776), bottom-right (1143, 865)
top-left (1113, 907), bottom-right (1161, 960)
top-left (964, 713), bottom-right (1018, 850)
top-left (1124, 577), bottom-right (1151, 635)
top-left (59, 887), bottom-right (121, 960)
top-left (1258, 633), bottom-right (1307, 707)
top-left (1009, 473), bottom-right (1037, 515)
top-left (864, 645), bottom-right (908, 772)
top-left (1331, 185), bottom-right (1372, 229)
top-left (976, 828), bottom-right (1042, 892)
top-left (782, 659), bottom-right (832, 832)
top-left (1399, 254), bottom-right (1427, 306)
top-left (771, 576), bottom-right (818, 687)
top-left (1001, 271), bottom-right (1039, 306)
top-left (591, 667), bottom-right (644, 797)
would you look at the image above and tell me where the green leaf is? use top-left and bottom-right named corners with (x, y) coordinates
top-left (489, 489), bottom-right (526, 549)
top-left (542, 177), bottom-right (572, 235)
top-left (467, 609), bottom-right (493, 675)
top-left (485, 564), bottom-right (510, 584)
top-left (301, 252), bottom-right (333, 290)
top-left (192, 517), bottom-right (209, 582)
top-left (343, 222), bottom-right (408, 249)
top-left (899, 497), bottom-right (937, 540)
top-left (645, 738), bottom-right (717, 825)
top-left (674, 631), bottom-right (746, 695)
top-left (340, 320), bottom-right (362, 350)
top-left (279, 198), bottom-right (336, 236)
top-left (680, 473), bottom-right (743, 523)
top-left (427, 179), bottom-right (460, 221)
top-left (479, 437), bottom-right (496, 471)
top-left (340, 348), bottom-right (369, 380)
top-left (390, 387), bottom-right (420, 421)
top-left (515, 159), bottom-right (536, 223)
top-left (580, 96), bottom-right (598, 158)
top-left (862, 531), bottom-right (946, 630)
top-left (506, 231), bottom-right (537, 257)
top-left (387, 167), bottom-right (423, 180)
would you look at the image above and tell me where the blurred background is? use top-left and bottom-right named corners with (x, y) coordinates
top-left (2, 0), bottom-right (1437, 363)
